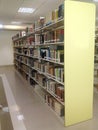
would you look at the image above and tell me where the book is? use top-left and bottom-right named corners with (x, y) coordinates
top-left (56, 50), bottom-right (64, 63)
top-left (28, 59), bottom-right (34, 67)
top-left (34, 61), bottom-right (39, 69)
top-left (47, 80), bottom-right (56, 94)
top-left (55, 29), bottom-right (64, 42)
top-left (35, 34), bottom-right (40, 44)
top-left (24, 57), bottom-right (28, 64)
top-left (35, 72), bottom-right (39, 81)
top-left (54, 100), bottom-right (64, 116)
top-left (54, 67), bottom-right (64, 81)
top-left (54, 9), bottom-right (58, 22)
top-left (19, 31), bottom-right (26, 37)
top-left (61, 68), bottom-right (64, 82)
top-left (50, 30), bottom-right (55, 42)
top-left (45, 94), bottom-right (55, 109)
top-left (23, 48), bottom-right (28, 55)
top-left (31, 70), bottom-right (36, 77)
top-left (40, 47), bottom-right (50, 58)
top-left (38, 74), bottom-right (44, 85)
top-left (55, 85), bottom-right (64, 101)
top-left (44, 31), bottom-right (51, 43)
top-left (50, 49), bottom-right (56, 60)
top-left (52, 11), bottom-right (55, 22)
top-left (30, 78), bottom-right (36, 86)
top-left (44, 29), bottom-right (64, 43)
top-left (40, 34), bottom-right (44, 44)
top-left (34, 48), bottom-right (39, 57)
top-left (27, 36), bottom-right (35, 45)
top-left (42, 77), bottom-right (47, 88)
top-left (58, 29), bottom-right (64, 42)
top-left (48, 65), bottom-right (54, 76)
top-left (28, 48), bottom-right (34, 56)
top-left (58, 4), bottom-right (64, 19)
top-left (40, 63), bottom-right (48, 73)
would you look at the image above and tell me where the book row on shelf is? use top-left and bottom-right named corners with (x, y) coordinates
top-left (35, 84), bottom-right (64, 117)
top-left (13, 28), bottom-right (64, 47)
top-left (14, 64), bottom-right (64, 117)
top-left (32, 72), bottom-right (64, 102)
top-left (14, 54), bottom-right (64, 82)
top-left (14, 44), bottom-right (64, 64)
top-left (35, 29), bottom-right (64, 44)
top-left (44, 93), bottom-right (64, 117)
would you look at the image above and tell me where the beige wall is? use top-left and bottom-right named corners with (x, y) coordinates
top-left (0, 30), bottom-right (18, 66)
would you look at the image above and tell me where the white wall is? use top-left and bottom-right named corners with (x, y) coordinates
top-left (0, 30), bottom-right (18, 66)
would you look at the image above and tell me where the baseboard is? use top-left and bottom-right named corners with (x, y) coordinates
top-left (0, 64), bottom-right (14, 67)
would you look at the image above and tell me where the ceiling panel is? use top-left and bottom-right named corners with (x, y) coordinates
top-left (13, 0), bottom-right (47, 24)
top-left (21, 0), bottom-right (45, 8)
top-left (0, 0), bottom-right (24, 24)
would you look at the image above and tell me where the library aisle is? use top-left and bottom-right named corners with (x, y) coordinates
top-left (0, 66), bottom-right (98, 130)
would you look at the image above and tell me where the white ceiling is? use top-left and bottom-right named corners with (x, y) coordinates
top-left (0, 0), bottom-right (98, 29)
top-left (0, 0), bottom-right (64, 26)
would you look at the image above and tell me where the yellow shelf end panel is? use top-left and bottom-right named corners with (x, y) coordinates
top-left (64, 1), bottom-right (96, 126)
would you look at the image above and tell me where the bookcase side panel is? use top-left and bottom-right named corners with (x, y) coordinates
top-left (64, 1), bottom-right (96, 126)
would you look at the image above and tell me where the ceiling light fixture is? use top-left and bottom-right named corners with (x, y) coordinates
top-left (0, 24), bottom-right (26, 30)
top-left (11, 21), bottom-right (22, 25)
top-left (18, 7), bottom-right (35, 13)
top-left (4, 25), bottom-right (26, 30)
top-left (40, 17), bottom-right (45, 19)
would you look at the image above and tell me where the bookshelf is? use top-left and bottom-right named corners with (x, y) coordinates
top-left (94, 28), bottom-right (98, 90)
top-left (12, 1), bottom-right (95, 127)
top-left (13, 11), bottom-right (64, 121)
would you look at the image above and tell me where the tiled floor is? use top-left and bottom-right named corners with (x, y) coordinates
top-left (0, 66), bottom-right (98, 130)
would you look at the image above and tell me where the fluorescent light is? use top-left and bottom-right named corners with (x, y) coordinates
top-left (11, 21), bottom-right (22, 25)
top-left (0, 24), bottom-right (26, 30)
top-left (4, 25), bottom-right (26, 30)
top-left (0, 24), bottom-right (3, 28)
top-left (18, 7), bottom-right (35, 13)
top-left (40, 17), bottom-right (45, 19)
